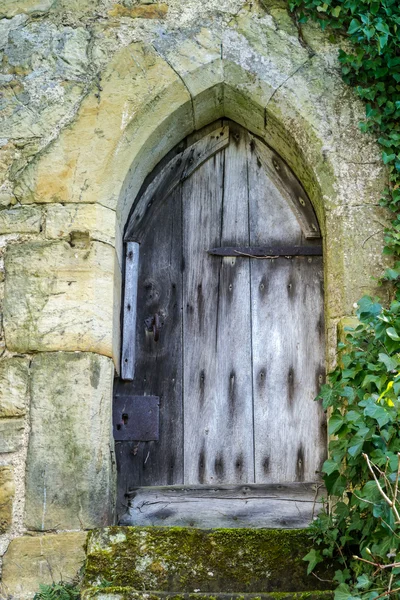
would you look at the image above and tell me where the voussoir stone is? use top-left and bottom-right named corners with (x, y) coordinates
top-left (1, 531), bottom-right (87, 600)
top-left (0, 357), bottom-right (30, 417)
top-left (3, 240), bottom-right (118, 358)
top-left (24, 352), bottom-right (115, 531)
top-left (0, 466), bottom-right (14, 533)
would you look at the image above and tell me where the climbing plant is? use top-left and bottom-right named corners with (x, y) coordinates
top-left (287, 0), bottom-right (400, 598)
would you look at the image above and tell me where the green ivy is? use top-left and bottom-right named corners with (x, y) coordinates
top-left (306, 298), bottom-right (400, 598)
top-left (33, 582), bottom-right (80, 600)
top-left (287, 0), bottom-right (400, 598)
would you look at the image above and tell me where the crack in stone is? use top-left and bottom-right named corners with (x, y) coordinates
top-left (265, 54), bottom-right (315, 110)
top-left (151, 44), bottom-right (196, 129)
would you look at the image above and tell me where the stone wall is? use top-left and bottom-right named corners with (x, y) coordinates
top-left (0, 0), bottom-right (391, 597)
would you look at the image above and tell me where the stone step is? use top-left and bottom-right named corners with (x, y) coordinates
top-left (82, 590), bottom-right (333, 600)
top-left (82, 527), bottom-right (333, 595)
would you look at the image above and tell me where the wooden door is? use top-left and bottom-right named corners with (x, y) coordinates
top-left (115, 121), bottom-right (326, 527)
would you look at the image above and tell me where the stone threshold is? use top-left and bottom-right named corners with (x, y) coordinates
top-left (82, 590), bottom-right (334, 600)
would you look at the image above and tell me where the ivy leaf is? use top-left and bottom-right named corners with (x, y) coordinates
top-left (382, 151), bottom-right (396, 164)
top-left (322, 458), bottom-right (340, 475)
top-left (378, 352), bottom-right (398, 371)
top-left (386, 327), bottom-right (400, 341)
top-left (357, 296), bottom-right (382, 319)
top-left (364, 401), bottom-right (390, 427)
top-left (334, 583), bottom-right (360, 600)
top-left (355, 574), bottom-right (371, 589)
top-left (303, 548), bottom-right (323, 574)
top-left (348, 18), bottom-right (361, 34)
top-left (329, 414), bottom-right (345, 435)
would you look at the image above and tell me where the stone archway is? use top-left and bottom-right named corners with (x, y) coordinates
top-left (0, 3), bottom-right (391, 595)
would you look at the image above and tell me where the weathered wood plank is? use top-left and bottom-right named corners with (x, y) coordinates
top-left (246, 141), bottom-right (326, 483)
top-left (125, 126), bottom-right (229, 242)
top-left (127, 482), bottom-right (324, 499)
top-left (121, 242), bottom-right (140, 380)
top-left (182, 123), bottom-right (254, 485)
top-left (208, 246), bottom-right (323, 257)
top-left (251, 257), bottom-right (326, 482)
top-left (120, 484), bottom-right (324, 528)
top-left (251, 136), bottom-right (320, 239)
top-left (115, 185), bottom-right (184, 520)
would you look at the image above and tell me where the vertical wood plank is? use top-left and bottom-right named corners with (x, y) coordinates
top-left (115, 186), bottom-right (184, 518)
top-left (121, 242), bottom-right (140, 380)
top-left (247, 145), bottom-right (326, 482)
top-left (183, 123), bottom-right (254, 485)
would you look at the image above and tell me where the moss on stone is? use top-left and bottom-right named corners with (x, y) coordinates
top-left (81, 589), bottom-right (334, 600)
top-left (83, 527), bottom-right (333, 593)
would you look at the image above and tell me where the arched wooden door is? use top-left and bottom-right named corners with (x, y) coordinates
top-left (115, 121), bottom-right (326, 527)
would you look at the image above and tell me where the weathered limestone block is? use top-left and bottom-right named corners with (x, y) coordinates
top-left (109, 3), bottom-right (168, 18)
top-left (152, 27), bottom-right (224, 130)
top-left (0, 205), bottom-right (41, 234)
top-left (325, 205), bottom-right (392, 318)
top-left (1, 531), bottom-right (87, 600)
top-left (0, 466), bottom-right (14, 533)
top-left (17, 41), bottom-right (193, 219)
top-left (0, 357), bottom-right (30, 417)
top-left (24, 352), bottom-right (115, 530)
top-left (4, 240), bottom-right (119, 358)
top-left (0, 418), bottom-right (24, 452)
top-left (0, 0), bottom-right (55, 18)
top-left (45, 203), bottom-right (116, 246)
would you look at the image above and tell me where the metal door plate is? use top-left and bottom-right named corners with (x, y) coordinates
top-left (113, 395), bottom-right (159, 441)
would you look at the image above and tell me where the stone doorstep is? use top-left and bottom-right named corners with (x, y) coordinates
top-left (83, 527), bottom-right (334, 594)
top-left (81, 591), bottom-right (334, 600)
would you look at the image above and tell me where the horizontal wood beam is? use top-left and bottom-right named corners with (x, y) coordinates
top-left (120, 483), bottom-right (325, 528)
top-left (208, 245), bottom-right (323, 257)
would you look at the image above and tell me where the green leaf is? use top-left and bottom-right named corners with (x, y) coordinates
top-left (334, 583), bottom-right (353, 600)
top-left (383, 151), bottom-right (396, 164)
top-left (303, 548), bottom-right (323, 574)
top-left (387, 327), bottom-right (400, 341)
top-left (322, 458), bottom-right (340, 475)
top-left (364, 401), bottom-right (390, 427)
top-left (355, 573), bottom-right (371, 589)
top-left (348, 19), bottom-right (361, 34)
top-left (378, 352), bottom-right (398, 371)
top-left (328, 414), bottom-right (344, 435)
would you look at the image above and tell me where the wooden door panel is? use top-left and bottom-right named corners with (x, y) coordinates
top-left (119, 120), bottom-right (326, 517)
top-left (246, 134), bottom-right (304, 247)
top-left (116, 185), bottom-right (184, 510)
top-left (251, 256), bottom-right (326, 483)
top-left (182, 128), bottom-right (254, 485)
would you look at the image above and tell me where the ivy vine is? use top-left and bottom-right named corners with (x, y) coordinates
top-left (287, 0), bottom-right (400, 598)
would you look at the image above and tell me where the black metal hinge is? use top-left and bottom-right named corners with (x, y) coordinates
top-left (208, 245), bottom-right (322, 257)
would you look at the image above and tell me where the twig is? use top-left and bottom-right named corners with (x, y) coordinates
top-left (353, 555), bottom-right (400, 570)
top-left (311, 572), bottom-right (333, 583)
top-left (363, 454), bottom-right (400, 522)
top-left (374, 587), bottom-right (400, 600)
top-left (394, 453), bottom-right (400, 505)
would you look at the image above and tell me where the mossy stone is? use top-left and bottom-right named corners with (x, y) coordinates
top-left (83, 527), bottom-right (333, 593)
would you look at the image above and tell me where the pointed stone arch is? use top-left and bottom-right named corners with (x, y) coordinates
top-left (2, 10), bottom-right (391, 537)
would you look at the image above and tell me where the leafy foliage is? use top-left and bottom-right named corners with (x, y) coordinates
top-left (289, 0), bottom-right (400, 276)
top-left (307, 298), bottom-right (400, 598)
top-left (33, 582), bottom-right (80, 600)
top-left (286, 1), bottom-right (400, 598)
